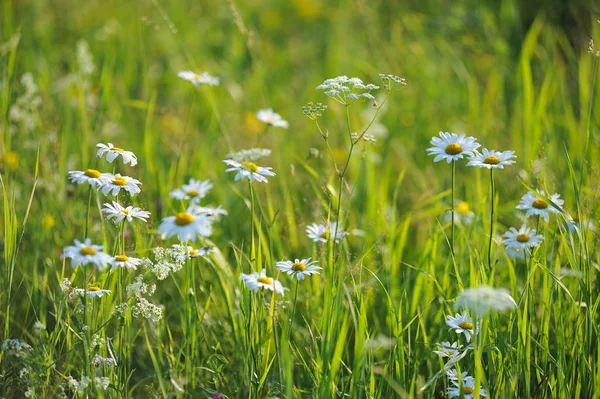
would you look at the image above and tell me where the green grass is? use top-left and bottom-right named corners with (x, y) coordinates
top-left (1, 0), bottom-right (599, 397)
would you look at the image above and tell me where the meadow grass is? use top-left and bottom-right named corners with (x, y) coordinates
top-left (1, 1), bottom-right (599, 398)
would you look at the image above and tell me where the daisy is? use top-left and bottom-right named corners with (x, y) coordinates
top-left (157, 207), bottom-right (213, 242)
top-left (516, 190), bottom-right (564, 222)
top-left (172, 244), bottom-right (215, 259)
top-left (170, 178), bottom-right (213, 203)
top-left (276, 258), bottom-right (322, 280)
top-left (240, 269), bottom-right (285, 295)
top-left (467, 148), bottom-right (516, 169)
top-left (68, 169), bottom-right (111, 187)
top-left (432, 341), bottom-right (460, 358)
top-left (502, 225), bottom-right (544, 251)
top-left (61, 239), bottom-right (112, 269)
top-left (102, 201), bottom-right (150, 223)
top-left (110, 254), bottom-right (143, 271)
top-left (447, 375), bottom-right (487, 398)
top-left (446, 311), bottom-right (475, 342)
top-left (426, 132), bottom-right (480, 163)
top-left (96, 143), bottom-right (138, 166)
top-left (306, 222), bottom-right (348, 243)
top-left (565, 215), bottom-right (596, 233)
top-left (189, 204), bottom-right (228, 219)
top-left (445, 200), bottom-right (475, 226)
top-left (75, 286), bottom-right (111, 298)
top-left (256, 108), bottom-right (289, 128)
top-left (455, 286), bottom-right (517, 315)
top-left (223, 159), bottom-right (275, 183)
top-left (177, 71), bottom-right (219, 87)
top-left (98, 174), bottom-right (142, 196)
top-left (446, 370), bottom-right (474, 383)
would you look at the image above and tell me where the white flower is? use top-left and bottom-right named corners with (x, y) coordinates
top-left (455, 286), bottom-right (517, 316)
top-left (225, 148), bottom-right (272, 162)
top-left (98, 174), bottom-right (142, 196)
top-left (131, 297), bottom-right (163, 322)
top-left (74, 286), bottom-right (111, 298)
top-left (111, 254), bottom-right (143, 271)
top-left (316, 76), bottom-right (379, 105)
top-left (256, 108), bottom-right (289, 128)
top-left (126, 275), bottom-right (156, 298)
top-left (96, 143), bottom-right (138, 166)
top-left (445, 200), bottom-right (475, 226)
top-left (177, 70), bottom-right (219, 86)
top-left (276, 258), bottom-right (322, 280)
top-left (169, 178), bottom-right (213, 203)
top-left (426, 132), bottom-right (480, 163)
top-left (223, 159), bottom-right (275, 183)
top-left (565, 215), bottom-right (596, 234)
top-left (447, 372), bottom-right (487, 398)
top-left (188, 204), bottom-right (228, 219)
top-left (157, 207), bottom-right (213, 242)
top-left (445, 311), bottom-right (475, 342)
top-left (68, 169), bottom-right (111, 187)
top-left (506, 247), bottom-right (526, 261)
top-left (306, 222), bottom-right (348, 243)
top-left (432, 341), bottom-right (460, 358)
top-left (502, 225), bottom-right (544, 251)
top-left (172, 244), bottom-right (215, 259)
top-left (61, 238), bottom-right (112, 269)
top-left (102, 201), bottom-right (150, 223)
top-left (516, 190), bottom-right (564, 222)
top-left (240, 269), bottom-right (285, 295)
top-left (467, 148), bottom-right (516, 169)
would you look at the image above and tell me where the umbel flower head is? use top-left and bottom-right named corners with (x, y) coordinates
top-left (240, 269), bottom-right (285, 295)
top-left (276, 258), bottom-right (322, 280)
top-left (169, 178), bottom-right (213, 203)
top-left (96, 143), bottom-right (138, 166)
top-left (316, 76), bottom-right (379, 105)
top-left (157, 207), bottom-right (213, 242)
top-left (256, 108), bottom-right (289, 128)
top-left (98, 173), bottom-right (142, 196)
top-left (177, 71), bottom-right (219, 87)
top-left (502, 225), bottom-right (543, 251)
top-left (454, 285), bottom-right (517, 316)
top-left (102, 201), bottom-right (150, 223)
top-left (426, 132), bottom-right (480, 163)
top-left (223, 159), bottom-right (275, 183)
top-left (61, 238), bottom-right (112, 270)
top-left (516, 190), bottom-right (564, 222)
top-left (467, 148), bottom-right (516, 169)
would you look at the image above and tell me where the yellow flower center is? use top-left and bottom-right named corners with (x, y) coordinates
top-left (458, 321), bottom-right (473, 329)
top-left (292, 262), bottom-right (307, 272)
top-left (121, 209), bottom-right (129, 215)
top-left (42, 215), bottom-right (55, 229)
top-left (84, 169), bottom-right (101, 178)
top-left (483, 155), bottom-right (500, 165)
top-left (112, 147), bottom-right (124, 152)
top-left (175, 212), bottom-right (194, 226)
top-left (189, 249), bottom-right (199, 256)
top-left (113, 176), bottom-right (127, 186)
top-left (115, 255), bottom-right (129, 262)
top-left (186, 190), bottom-right (199, 197)
top-left (456, 202), bottom-right (470, 215)
top-left (517, 234), bottom-right (530, 243)
top-left (532, 199), bottom-right (548, 209)
top-left (320, 231), bottom-right (330, 240)
top-left (463, 387), bottom-right (474, 394)
top-left (193, 74), bottom-right (202, 81)
top-left (88, 285), bottom-right (101, 291)
top-left (241, 161), bottom-right (259, 173)
top-left (79, 247), bottom-right (96, 256)
top-left (445, 143), bottom-right (463, 155)
top-left (257, 276), bottom-right (273, 286)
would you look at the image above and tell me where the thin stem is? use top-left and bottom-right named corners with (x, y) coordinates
top-left (84, 186), bottom-right (93, 238)
top-left (488, 169), bottom-right (495, 269)
top-left (451, 160), bottom-right (456, 257)
top-left (249, 181), bottom-right (256, 273)
top-left (287, 280), bottom-right (299, 341)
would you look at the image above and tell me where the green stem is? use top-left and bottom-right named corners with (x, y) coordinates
top-left (451, 160), bottom-right (456, 257)
top-left (249, 181), bottom-right (256, 273)
top-left (84, 186), bottom-right (93, 238)
top-left (488, 169), bottom-right (495, 269)
top-left (287, 280), bottom-right (299, 341)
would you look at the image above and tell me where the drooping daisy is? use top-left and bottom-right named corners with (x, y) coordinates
top-left (432, 341), bottom-right (460, 358)
top-left (445, 200), bottom-right (475, 226)
top-left (98, 174), bottom-right (142, 197)
top-left (68, 169), bottom-right (111, 188)
top-left (74, 286), bottom-right (111, 298)
top-left (177, 71), bottom-right (220, 87)
top-left (445, 311), bottom-right (475, 342)
top-left (516, 190), bottom-right (564, 222)
top-left (454, 285), bottom-right (517, 316)
top-left (157, 208), bottom-right (213, 242)
top-left (276, 258), bottom-right (322, 280)
top-left (240, 269), bottom-right (285, 295)
top-left (102, 201), bottom-right (150, 223)
top-left (169, 178), bottom-right (213, 203)
top-left (426, 132), bottom-right (480, 163)
top-left (96, 143), bottom-right (138, 166)
top-left (447, 374), bottom-right (487, 398)
top-left (467, 148), bottom-right (516, 169)
top-left (502, 225), bottom-right (544, 251)
top-left (110, 254), bottom-right (143, 271)
top-left (256, 108), bottom-right (289, 128)
top-left (223, 159), bottom-right (275, 183)
top-left (61, 239), bottom-right (112, 269)
top-left (306, 222), bottom-right (348, 243)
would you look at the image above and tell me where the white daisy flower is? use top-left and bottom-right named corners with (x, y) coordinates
top-left (177, 71), bottom-right (219, 87)
top-left (447, 374), bottom-right (487, 398)
top-left (276, 258), bottom-right (322, 280)
top-left (306, 222), bottom-right (348, 243)
top-left (98, 174), bottom-right (142, 196)
top-left (169, 178), bottom-right (213, 203)
top-left (110, 254), bottom-right (143, 271)
top-left (96, 143), bottom-right (138, 166)
top-left (426, 132), bottom-right (480, 163)
top-left (240, 269), bottom-right (285, 296)
top-left (506, 247), bottom-right (526, 261)
top-left (102, 201), bottom-right (150, 223)
top-left (74, 286), bottom-right (111, 298)
top-left (516, 190), bottom-right (564, 222)
top-left (454, 285), bottom-right (517, 316)
top-left (444, 200), bottom-right (475, 226)
top-left (502, 225), bottom-right (544, 251)
top-left (446, 370), bottom-right (474, 383)
top-left (188, 204), bottom-right (228, 219)
top-left (223, 159), bottom-right (275, 183)
top-left (157, 208), bottom-right (213, 242)
top-left (256, 108), bottom-right (289, 128)
top-left (432, 341), bottom-right (460, 358)
top-left (68, 169), bottom-right (111, 187)
top-left (61, 239), bottom-right (112, 269)
top-left (467, 148), bottom-right (516, 169)
top-left (445, 311), bottom-right (475, 342)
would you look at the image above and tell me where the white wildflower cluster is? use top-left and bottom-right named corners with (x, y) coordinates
top-left (172, 244), bottom-right (215, 259)
top-left (112, 302), bottom-right (129, 319)
top-left (0, 32), bottom-right (20, 56)
top-left (92, 354), bottom-right (117, 367)
top-left (351, 132), bottom-right (376, 144)
top-left (225, 148), bottom-right (272, 162)
top-left (132, 297), bottom-right (163, 323)
top-left (90, 334), bottom-right (106, 351)
top-left (95, 377), bottom-right (110, 390)
top-left (1, 339), bottom-right (33, 358)
top-left (316, 76), bottom-right (379, 105)
top-left (301, 102), bottom-right (327, 120)
top-left (60, 278), bottom-right (73, 294)
top-left (588, 39), bottom-right (600, 57)
top-left (143, 246), bottom-right (188, 280)
top-left (378, 73), bottom-right (407, 91)
top-left (126, 275), bottom-right (156, 298)
top-left (66, 376), bottom-right (92, 392)
top-left (8, 73), bottom-right (41, 135)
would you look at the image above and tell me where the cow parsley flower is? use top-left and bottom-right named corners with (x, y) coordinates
top-left (223, 159), bottom-right (275, 183)
top-left (502, 225), bottom-right (544, 251)
top-left (426, 132), bottom-right (480, 163)
top-left (96, 143), bottom-right (138, 166)
top-left (276, 258), bottom-right (322, 280)
top-left (467, 149), bottom-right (516, 169)
top-left (169, 178), bottom-right (213, 203)
top-left (240, 269), bottom-right (285, 295)
top-left (316, 76), bottom-right (379, 105)
top-left (516, 190), bottom-right (564, 222)
top-left (102, 201), bottom-right (150, 223)
top-left (177, 71), bottom-right (219, 86)
top-left (256, 108), bottom-right (289, 128)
